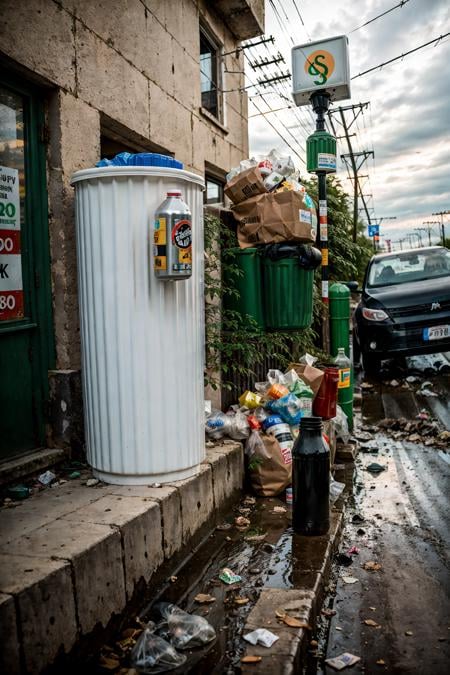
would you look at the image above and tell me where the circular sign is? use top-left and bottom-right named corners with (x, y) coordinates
top-left (304, 49), bottom-right (335, 86)
top-left (172, 220), bottom-right (192, 249)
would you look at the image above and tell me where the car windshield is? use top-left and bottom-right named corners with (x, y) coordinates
top-left (367, 248), bottom-right (450, 288)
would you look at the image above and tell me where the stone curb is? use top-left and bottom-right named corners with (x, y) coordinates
top-left (241, 510), bottom-right (344, 674)
top-left (0, 442), bottom-right (243, 674)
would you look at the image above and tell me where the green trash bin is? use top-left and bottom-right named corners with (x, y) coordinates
top-left (223, 247), bottom-right (265, 330)
top-left (261, 258), bottom-right (314, 330)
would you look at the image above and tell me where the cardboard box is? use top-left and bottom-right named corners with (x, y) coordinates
top-left (232, 191), bottom-right (316, 248)
top-left (224, 167), bottom-right (267, 205)
top-left (288, 362), bottom-right (324, 397)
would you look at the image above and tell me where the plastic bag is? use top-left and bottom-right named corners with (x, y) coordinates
top-left (287, 376), bottom-right (314, 416)
top-left (300, 353), bottom-right (318, 366)
top-left (267, 149), bottom-right (295, 178)
top-left (267, 383), bottom-right (290, 400)
top-left (267, 369), bottom-right (287, 385)
top-left (245, 429), bottom-right (271, 459)
top-left (205, 410), bottom-right (233, 440)
top-left (205, 409), bottom-right (249, 441)
top-left (253, 406), bottom-right (268, 423)
top-left (226, 408), bottom-right (250, 441)
top-left (239, 390), bottom-right (262, 409)
top-left (130, 626), bottom-right (187, 673)
top-left (266, 394), bottom-right (303, 426)
top-left (239, 158), bottom-right (257, 173)
top-left (333, 405), bottom-right (350, 443)
top-left (330, 477), bottom-right (346, 504)
top-left (156, 603), bottom-right (216, 650)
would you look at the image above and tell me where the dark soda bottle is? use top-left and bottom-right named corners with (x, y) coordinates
top-left (292, 416), bottom-right (330, 535)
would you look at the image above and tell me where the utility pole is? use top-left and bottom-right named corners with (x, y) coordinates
top-left (414, 227), bottom-right (427, 248)
top-left (328, 103), bottom-right (373, 242)
top-left (432, 210), bottom-right (450, 246)
top-left (407, 232), bottom-right (421, 248)
top-left (371, 216), bottom-right (396, 252)
top-left (292, 35), bottom-right (351, 355)
top-left (423, 221), bottom-right (440, 246)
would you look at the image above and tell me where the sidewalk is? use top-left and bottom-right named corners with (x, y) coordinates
top-left (0, 442), bottom-right (243, 674)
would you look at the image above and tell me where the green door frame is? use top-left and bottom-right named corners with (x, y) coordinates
top-left (0, 73), bottom-right (55, 455)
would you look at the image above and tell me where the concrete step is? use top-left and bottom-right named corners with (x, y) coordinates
top-left (0, 442), bottom-right (243, 674)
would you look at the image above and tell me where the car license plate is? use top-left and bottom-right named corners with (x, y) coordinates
top-left (423, 325), bottom-right (450, 340)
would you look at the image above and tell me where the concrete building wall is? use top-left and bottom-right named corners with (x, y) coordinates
top-left (0, 1), bottom-right (263, 454)
top-left (0, 0), bottom-right (260, 375)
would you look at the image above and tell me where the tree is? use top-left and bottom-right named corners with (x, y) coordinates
top-left (302, 175), bottom-right (373, 284)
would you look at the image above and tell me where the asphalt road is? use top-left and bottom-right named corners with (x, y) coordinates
top-left (320, 368), bottom-right (450, 675)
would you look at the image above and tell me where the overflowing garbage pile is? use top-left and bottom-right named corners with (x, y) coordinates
top-left (224, 149), bottom-right (318, 249)
top-left (206, 355), bottom-right (350, 498)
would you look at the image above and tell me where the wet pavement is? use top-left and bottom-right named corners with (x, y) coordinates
top-left (80, 356), bottom-right (449, 674)
top-left (316, 363), bottom-right (450, 675)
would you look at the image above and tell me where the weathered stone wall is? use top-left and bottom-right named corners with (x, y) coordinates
top-left (0, 0), bottom-right (256, 373)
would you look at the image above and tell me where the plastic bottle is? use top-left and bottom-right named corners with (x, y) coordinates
top-left (154, 192), bottom-right (192, 281)
top-left (262, 415), bottom-right (293, 465)
top-left (334, 347), bottom-right (353, 428)
top-left (312, 367), bottom-right (339, 420)
top-left (334, 347), bottom-right (351, 389)
top-left (292, 416), bottom-right (330, 535)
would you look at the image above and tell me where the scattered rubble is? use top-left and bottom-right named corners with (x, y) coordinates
top-left (377, 416), bottom-right (448, 448)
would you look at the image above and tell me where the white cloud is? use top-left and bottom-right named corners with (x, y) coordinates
top-left (247, 0), bottom-right (450, 248)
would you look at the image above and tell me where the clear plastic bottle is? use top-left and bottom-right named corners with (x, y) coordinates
top-left (334, 347), bottom-right (351, 390)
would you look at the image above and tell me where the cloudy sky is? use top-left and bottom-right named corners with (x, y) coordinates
top-left (245, 0), bottom-right (450, 249)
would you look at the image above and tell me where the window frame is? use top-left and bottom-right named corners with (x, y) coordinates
top-left (204, 174), bottom-right (225, 205)
top-left (200, 23), bottom-right (223, 123)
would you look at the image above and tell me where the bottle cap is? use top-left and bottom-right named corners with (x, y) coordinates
top-left (300, 416), bottom-right (323, 431)
top-left (167, 191), bottom-right (182, 197)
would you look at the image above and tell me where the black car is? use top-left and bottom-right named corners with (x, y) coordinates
top-left (354, 246), bottom-right (450, 374)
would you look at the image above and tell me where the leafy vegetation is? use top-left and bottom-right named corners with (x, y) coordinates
top-left (303, 175), bottom-right (374, 285)
top-left (203, 177), bottom-right (373, 394)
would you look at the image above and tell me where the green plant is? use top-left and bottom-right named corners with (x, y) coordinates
top-left (203, 211), bottom-right (319, 393)
top-left (303, 175), bottom-right (374, 285)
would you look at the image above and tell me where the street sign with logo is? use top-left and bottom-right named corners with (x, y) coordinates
top-left (292, 35), bottom-right (351, 106)
top-left (368, 224), bottom-right (380, 237)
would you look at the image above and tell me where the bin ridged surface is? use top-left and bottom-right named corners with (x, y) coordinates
top-left (223, 248), bottom-right (264, 329)
top-left (262, 259), bottom-right (313, 330)
top-left (329, 282), bottom-right (351, 356)
top-left (329, 283), bottom-right (353, 430)
top-left (71, 167), bottom-right (205, 484)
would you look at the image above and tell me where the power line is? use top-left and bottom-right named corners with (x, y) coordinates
top-left (290, 0), bottom-right (310, 38)
top-left (250, 98), bottom-right (306, 164)
top-left (349, 0), bottom-right (410, 34)
top-left (352, 33), bottom-right (450, 79)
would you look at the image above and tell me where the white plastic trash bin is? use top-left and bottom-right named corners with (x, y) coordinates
top-left (71, 166), bottom-right (205, 484)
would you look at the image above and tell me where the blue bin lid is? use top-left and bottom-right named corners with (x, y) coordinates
top-left (130, 153), bottom-right (183, 169)
top-left (96, 152), bottom-right (183, 169)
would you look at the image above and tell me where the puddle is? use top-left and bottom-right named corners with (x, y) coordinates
top-left (82, 497), bottom-right (294, 674)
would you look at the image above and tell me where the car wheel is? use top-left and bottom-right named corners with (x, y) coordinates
top-left (362, 352), bottom-right (381, 377)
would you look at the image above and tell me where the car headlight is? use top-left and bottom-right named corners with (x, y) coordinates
top-left (362, 307), bottom-right (389, 321)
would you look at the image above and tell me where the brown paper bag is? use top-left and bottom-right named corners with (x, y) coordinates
top-left (232, 191), bottom-right (316, 247)
top-left (249, 433), bottom-right (292, 497)
top-left (224, 167), bottom-right (267, 205)
top-left (288, 362), bottom-right (324, 397)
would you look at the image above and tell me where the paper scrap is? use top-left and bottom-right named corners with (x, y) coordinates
top-left (325, 652), bottom-right (361, 670)
top-left (243, 629), bottom-right (279, 648)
